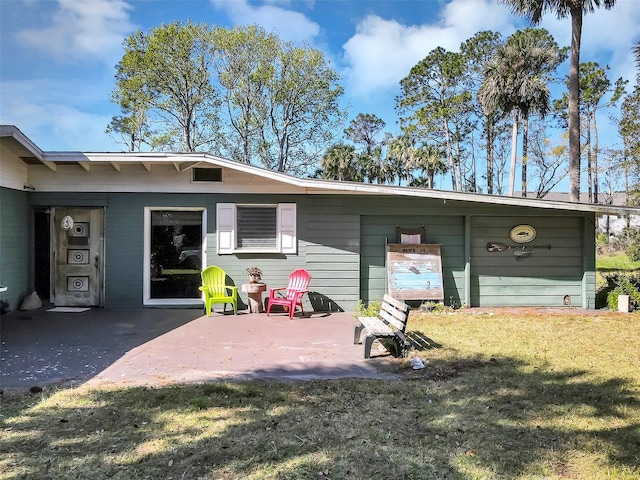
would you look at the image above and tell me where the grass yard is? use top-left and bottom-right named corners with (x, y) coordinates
top-left (1, 311), bottom-right (639, 480)
top-left (597, 254), bottom-right (640, 273)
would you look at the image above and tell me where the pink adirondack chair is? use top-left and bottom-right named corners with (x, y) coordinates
top-left (266, 269), bottom-right (311, 319)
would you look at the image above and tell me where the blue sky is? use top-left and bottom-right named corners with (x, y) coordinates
top-left (1, 0), bottom-right (639, 156)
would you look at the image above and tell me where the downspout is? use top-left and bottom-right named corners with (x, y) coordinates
top-left (464, 214), bottom-right (471, 308)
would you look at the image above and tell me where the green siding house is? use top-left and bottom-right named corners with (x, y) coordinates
top-left (1, 125), bottom-right (635, 312)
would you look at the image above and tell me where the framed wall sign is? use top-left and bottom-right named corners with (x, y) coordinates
top-left (386, 244), bottom-right (444, 301)
top-left (510, 225), bottom-right (536, 243)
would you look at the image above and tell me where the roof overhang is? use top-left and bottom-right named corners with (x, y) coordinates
top-left (0, 125), bottom-right (56, 171)
top-left (44, 151), bottom-right (637, 216)
top-left (2, 125), bottom-right (638, 217)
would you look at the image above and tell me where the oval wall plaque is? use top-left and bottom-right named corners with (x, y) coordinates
top-left (510, 225), bottom-right (536, 243)
top-left (61, 215), bottom-right (74, 231)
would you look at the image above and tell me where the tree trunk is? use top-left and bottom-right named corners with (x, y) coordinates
top-left (486, 115), bottom-right (494, 195)
top-left (624, 147), bottom-right (630, 228)
top-left (455, 141), bottom-right (463, 191)
top-left (592, 110), bottom-right (599, 204)
top-left (568, 8), bottom-right (583, 202)
top-left (442, 118), bottom-right (457, 191)
top-left (586, 116), bottom-right (592, 203)
top-left (521, 112), bottom-right (529, 198)
top-left (509, 108), bottom-right (519, 197)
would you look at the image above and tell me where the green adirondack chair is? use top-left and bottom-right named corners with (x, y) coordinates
top-left (199, 266), bottom-right (238, 315)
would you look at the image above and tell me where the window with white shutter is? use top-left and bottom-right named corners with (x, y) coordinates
top-left (237, 206), bottom-right (277, 249)
top-left (216, 203), bottom-right (296, 254)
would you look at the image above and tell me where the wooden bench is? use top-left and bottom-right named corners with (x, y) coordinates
top-left (354, 294), bottom-right (410, 359)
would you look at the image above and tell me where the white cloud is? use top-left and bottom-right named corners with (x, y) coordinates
top-left (441, 0), bottom-right (512, 39)
top-left (581, 0), bottom-right (640, 83)
top-left (16, 0), bottom-right (136, 65)
top-left (536, 0), bottom-right (639, 53)
top-left (209, 0), bottom-right (320, 43)
top-left (342, 0), bottom-right (639, 100)
top-left (343, 17), bottom-right (447, 95)
top-left (4, 101), bottom-right (119, 151)
top-left (0, 78), bottom-right (120, 151)
top-left (532, 0), bottom-right (640, 84)
top-left (342, 0), bottom-right (514, 98)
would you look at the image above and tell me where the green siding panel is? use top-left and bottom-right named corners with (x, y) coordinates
top-left (305, 214), bottom-right (360, 311)
top-left (0, 187), bottom-right (30, 309)
top-left (360, 214), bottom-right (465, 307)
top-left (470, 295), bottom-right (581, 307)
top-left (470, 216), bottom-right (589, 307)
top-left (18, 192), bottom-right (597, 310)
top-left (103, 195), bottom-right (145, 307)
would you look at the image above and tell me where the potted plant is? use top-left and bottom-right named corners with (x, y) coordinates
top-left (245, 266), bottom-right (263, 284)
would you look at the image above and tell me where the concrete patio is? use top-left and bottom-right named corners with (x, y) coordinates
top-left (1, 306), bottom-right (402, 391)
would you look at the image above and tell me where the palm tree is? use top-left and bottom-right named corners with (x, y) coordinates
top-left (498, 0), bottom-right (618, 202)
top-left (479, 29), bottom-right (561, 197)
top-left (412, 145), bottom-right (449, 189)
top-left (479, 51), bottom-right (523, 197)
top-left (385, 134), bottom-right (415, 186)
top-left (320, 144), bottom-right (359, 181)
top-left (460, 30), bottom-right (504, 194)
top-left (515, 30), bottom-right (564, 198)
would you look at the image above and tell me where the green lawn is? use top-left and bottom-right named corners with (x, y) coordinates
top-left (2, 311), bottom-right (639, 480)
top-left (597, 253), bottom-right (640, 273)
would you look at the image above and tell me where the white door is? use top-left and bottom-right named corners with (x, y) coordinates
top-left (53, 207), bottom-right (104, 307)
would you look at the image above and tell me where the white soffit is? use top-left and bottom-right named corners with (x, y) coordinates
top-left (3, 125), bottom-right (637, 217)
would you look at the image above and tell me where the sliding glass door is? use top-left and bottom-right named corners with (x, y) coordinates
top-left (144, 208), bottom-right (206, 305)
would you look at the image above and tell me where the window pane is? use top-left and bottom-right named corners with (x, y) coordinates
top-left (150, 210), bottom-right (202, 299)
top-left (237, 206), bottom-right (277, 249)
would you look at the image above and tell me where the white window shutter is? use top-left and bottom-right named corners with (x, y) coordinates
top-left (216, 203), bottom-right (235, 254)
top-left (278, 203), bottom-right (297, 254)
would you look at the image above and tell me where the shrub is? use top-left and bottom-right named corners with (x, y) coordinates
top-left (626, 242), bottom-right (640, 262)
top-left (606, 274), bottom-right (640, 311)
top-left (419, 301), bottom-right (455, 313)
top-left (355, 298), bottom-right (382, 318)
top-left (614, 227), bottom-right (640, 260)
top-left (596, 232), bottom-right (610, 255)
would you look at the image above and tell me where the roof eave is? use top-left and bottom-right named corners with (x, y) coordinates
top-left (0, 125), bottom-right (44, 159)
top-left (34, 150), bottom-right (640, 216)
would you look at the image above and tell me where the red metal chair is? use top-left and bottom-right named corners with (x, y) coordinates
top-left (266, 269), bottom-right (311, 319)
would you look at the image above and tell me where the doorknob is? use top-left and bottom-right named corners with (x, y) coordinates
top-left (95, 253), bottom-right (99, 268)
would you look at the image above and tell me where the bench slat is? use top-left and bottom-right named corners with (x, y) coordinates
top-left (381, 301), bottom-right (407, 318)
top-left (382, 294), bottom-right (409, 313)
top-left (379, 309), bottom-right (405, 331)
top-left (359, 317), bottom-right (394, 336)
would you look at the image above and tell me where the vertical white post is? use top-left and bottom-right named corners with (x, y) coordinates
top-left (618, 295), bottom-right (630, 313)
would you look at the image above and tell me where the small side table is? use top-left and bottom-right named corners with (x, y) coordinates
top-left (241, 283), bottom-right (267, 313)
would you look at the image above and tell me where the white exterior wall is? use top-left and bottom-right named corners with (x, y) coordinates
top-left (26, 162), bottom-right (309, 194)
top-left (0, 142), bottom-right (29, 191)
top-left (599, 214), bottom-right (640, 235)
